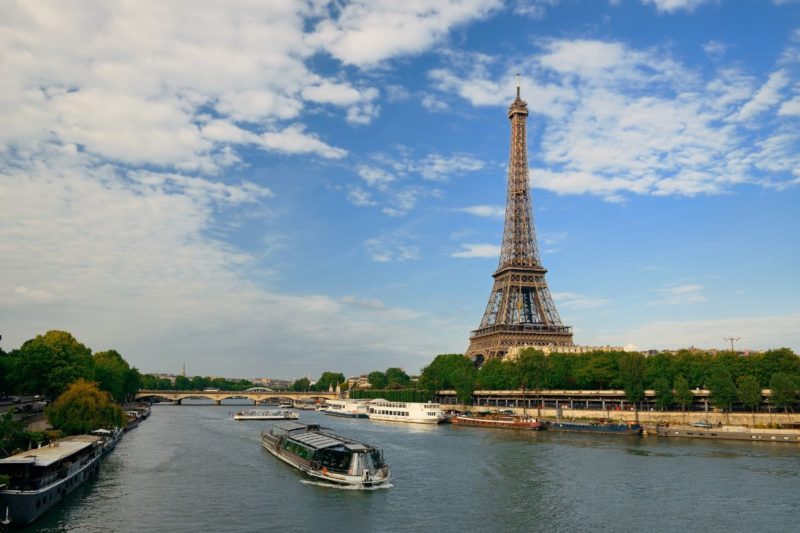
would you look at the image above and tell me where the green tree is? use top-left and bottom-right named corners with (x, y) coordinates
top-left (419, 354), bottom-right (475, 405)
top-left (367, 371), bottom-right (387, 389)
top-left (515, 349), bottom-right (548, 391)
top-left (619, 353), bottom-right (646, 420)
top-left (46, 379), bottom-right (126, 434)
top-left (291, 377), bottom-right (310, 392)
top-left (736, 375), bottom-right (762, 423)
top-left (189, 375), bottom-right (208, 390)
top-left (385, 368), bottom-right (411, 389)
top-left (708, 366), bottom-right (736, 412)
top-left (313, 372), bottom-right (345, 392)
top-left (653, 377), bottom-right (673, 411)
top-left (673, 374), bottom-right (693, 414)
top-left (476, 358), bottom-right (515, 390)
top-left (756, 348), bottom-right (800, 386)
top-left (769, 372), bottom-right (798, 413)
top-left (9, 330), bottom-right (95, 399)
top-left (174, 375), bottom-right (191, 390)
top-left (93, 350), bottom-right (130, 402)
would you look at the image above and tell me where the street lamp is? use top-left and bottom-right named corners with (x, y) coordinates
top-left (723, 336), bottom-right (740, 351)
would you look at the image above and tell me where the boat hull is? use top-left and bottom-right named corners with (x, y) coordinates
top-left (321, 410), bottom-right (368, 419)
top-left (367, 414), bottom-right (444, 424)
top-left (0, 450), bottom-right (102, 525)
top-left (546, 421), bottom-right (642, 435)
top-left (653, 425), bottom-right (800, 443)
top-left (452, 415), bottom-right (544, 430)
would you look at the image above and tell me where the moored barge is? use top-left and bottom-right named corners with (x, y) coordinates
top-left (652, 424), bottom-right (800, 443)
top-left (0, 435), bottom-right (105, 525)
top-left (452, 413), bottom-right (544, 430)
top-left (319, 399), bottom-right (369, 418)
top-left (546, 420), bottom-right (642, 435)
top-left (261, 422), bottom-right (390, 487)
top-left (233, 409), bottom-right (299, 421)
top-left (367, 399), bottom-right (446, 424)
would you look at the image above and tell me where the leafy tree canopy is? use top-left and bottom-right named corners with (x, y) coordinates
top-left (46, 378), bottom-right (126, 435)
top-left (313, 372), bottom-right (345, 391)
top-left (367, 371), bottom-right (387, 389)
top-left (385, 367), bottom-right (411, 389)
top-left (10, 330), bottom-right (95, 399)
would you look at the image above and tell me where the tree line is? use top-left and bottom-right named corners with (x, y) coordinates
top-left (416, 348), bottom-right (800, 411)
top-left (1, 330), bottom-right (141, 402)
top-left (1, 330), bottom-right (136, 456)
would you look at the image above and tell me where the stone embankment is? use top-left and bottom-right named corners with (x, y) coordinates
top-left (458, 406), bottom-right (799, 427)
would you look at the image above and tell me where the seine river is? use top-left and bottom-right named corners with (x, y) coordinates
top-left (23, 402), bottom-right (798, 532)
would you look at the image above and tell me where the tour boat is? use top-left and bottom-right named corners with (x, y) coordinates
top-left (451, 412), bottom-right (544, 430)
top-left (261, 422), bottom-right (390, 487)
top-left (0, 435), bottom-right (106, 525)
top-left (367, 399), bottom-right (447, 424)
top-left (545, 419), bottom-right (643, 435)
top-left (233, 409), bottom-right (299, 421)
top-left (320, 399), bottom-right (369, 418)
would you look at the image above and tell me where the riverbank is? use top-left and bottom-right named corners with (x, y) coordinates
top-left (455, 405), bottom-right (800, 427)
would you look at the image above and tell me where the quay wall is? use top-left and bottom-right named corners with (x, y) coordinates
top-left (457, 406), bottom-right (800, 426)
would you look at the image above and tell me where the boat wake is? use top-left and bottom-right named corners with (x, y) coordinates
top-left (299, 480), bottom-right (393, 491)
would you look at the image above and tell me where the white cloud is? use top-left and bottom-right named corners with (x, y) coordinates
top-left (513, 0), bottom-right (560, 19)
top-left (358, 165), bottom-right (396, 188)
top-left (458, 205), bottom-right (505, 218)
top-left (258, 125), bottom-right (347, 159)
top-left (616, 313), bottom-right (800, 352)
top-left (451, 243), bottom-right (500, 258)
top-left (651, 284), bottom-right (707, 305)
top-left (434, 36), bottom-right (800, 199)
top-left (734, 70), bottom-right (790, 122)
top-left (417, 154), bottom-right (484, 181)
top-left (552, 292), bottom-right (609, 310)
top-left (778, 95), bottom-right (800, 116)
top-left (347, 186), bottom-right (377, 206)
top-left (365, 237), bottom-right (420, 262)
top-left (702, 40), bottom-right (729, 58)
top-left (308, 0), bottom-right (502, 67)
top-left (641, 0), bottom-right (714, 13)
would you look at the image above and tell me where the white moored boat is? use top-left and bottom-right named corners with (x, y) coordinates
top-left (367, 399), bottom-right (447, 424)
top-left (321, 399), bottom-right (369, 418)
top-left (233, 409), bottom-right (299, 421)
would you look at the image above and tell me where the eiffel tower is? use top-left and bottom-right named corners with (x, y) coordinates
top-left (465, 84), bottom-right (573, 365)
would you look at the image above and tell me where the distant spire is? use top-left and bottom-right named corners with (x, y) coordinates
top-left (516, 73), bottom-right (520, 99)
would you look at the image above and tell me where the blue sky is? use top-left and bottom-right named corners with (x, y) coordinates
top-left (1, 0), bottom-right (798, 379)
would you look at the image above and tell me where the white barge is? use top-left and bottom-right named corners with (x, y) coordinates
top-left (0, 434), bottom-right (107, 525)
top-left (319, 399), bottom-right (369, 418)
top-left (233, 409), bottom-right (299, 421)
top-left (261, 422), bottom-right (390, 487)
top-left (367, 399), bottom-right (447, 424)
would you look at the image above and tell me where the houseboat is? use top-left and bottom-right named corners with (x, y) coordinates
top-left (0, 435), bottom-right (105, 525)
top-left (320, 399), bottom-right (369, 418)
top-left (545, 419), bottom-right (642, 435)
top-left (260, 422), bottom-right (390, 487)
top-left (233, 409), bottom-right (299, 421)
top-left (652, 424), bottom-right (800, 443)
top-left (90, 428), bottom-right (123, 455)
top-left (452, 412), bottom-right (544, 430)
top-left (367, 399), bottom-right (447, 424)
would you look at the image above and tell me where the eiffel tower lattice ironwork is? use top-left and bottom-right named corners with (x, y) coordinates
top-left (465, 85), bottom-right (573, 365)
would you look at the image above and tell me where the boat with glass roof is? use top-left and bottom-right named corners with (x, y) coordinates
top-left (260, 422), bottom-right (390, 487)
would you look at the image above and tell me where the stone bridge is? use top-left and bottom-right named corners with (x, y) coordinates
top-left (135, 389), bottom-right (338, 405)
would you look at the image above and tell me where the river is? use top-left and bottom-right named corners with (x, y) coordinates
top-left (22, 402), bottom-right (799, 532)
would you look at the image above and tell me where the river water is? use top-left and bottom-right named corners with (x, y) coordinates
top-left (22, 402), bottom-right (798, 532)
